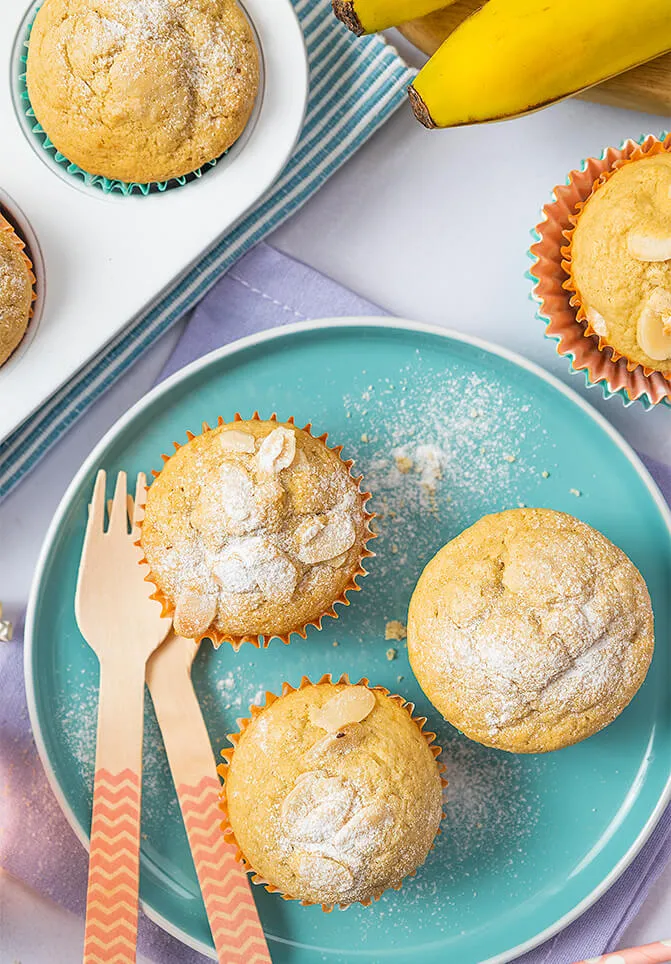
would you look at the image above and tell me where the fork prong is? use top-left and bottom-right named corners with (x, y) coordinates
top-left (108, 471), bottom-right (128, 534)
top-left (107, 495), bottom-right (134, 520)
top-left (132, 473), bottom-right (148, 533)
top-left (85, 470), bottom-right (107, 539)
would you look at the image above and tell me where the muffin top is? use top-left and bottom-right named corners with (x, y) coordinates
top-left (408, 508), bottom-right (654, 753)
top-left (222, 681), bottom-right (444, 907)
top-left (141, 419), bottom-right (371, 644)
top-left (570, 154), bottom-right (671, 373)
top-left (26, 0), bottom-right (259, 184)
top-left (0, 223), bottom-right (34, 368)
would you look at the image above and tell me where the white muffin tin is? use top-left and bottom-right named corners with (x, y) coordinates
top-left (0, 0), bottom-right (308, 442)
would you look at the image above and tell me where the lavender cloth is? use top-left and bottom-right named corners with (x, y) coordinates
top-left (2, 242), bottom-right (670, 964)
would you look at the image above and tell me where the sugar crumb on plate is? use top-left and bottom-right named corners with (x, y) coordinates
top-left (385, 619), bottom-right (407, 641)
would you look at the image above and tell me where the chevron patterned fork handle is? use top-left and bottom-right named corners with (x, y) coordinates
top-left (575, 940), bottom-right (671, 963)
top-left (179, 775), bottom-right (271, 963)
top-left (83, 768), bottom-right (141, 962)
top-left (146, 631), bottom-right (271, 964)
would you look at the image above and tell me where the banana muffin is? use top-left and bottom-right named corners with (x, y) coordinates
top-left (26, 0), bottom-right (259, 184)
top-left (141, 417), bottom-right (374, 647)
top-left (408, 508), bottom-right (654, 753)
top-left (219, 678), bottom-right (444, 907)
top-left (566, 153), bottom-right (671, 374)
top-left (0, 214), bottom-right (35, 368)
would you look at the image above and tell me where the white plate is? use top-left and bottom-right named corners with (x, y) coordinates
top-left (0, 0), bottom-right (308, 441)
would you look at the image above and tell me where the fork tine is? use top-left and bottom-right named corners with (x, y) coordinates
top-left (108, 471), bottom-right (128, 534)
top-left (131, 473), bottom-right (147, 532)
top-left (85, 470), bottom-right (106, 540)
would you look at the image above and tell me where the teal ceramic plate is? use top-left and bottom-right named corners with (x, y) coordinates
top-left (25, 319), bottom-right (671, 963)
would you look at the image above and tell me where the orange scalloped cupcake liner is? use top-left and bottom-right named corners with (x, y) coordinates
top-left (139, 413), bottom-right (376, 651)
top-left (0, 210), bottom-right (37, 319)
top-left (216, 673), bottom-right (447, 912)
top-left (529, 133), bottom-right (671, 408)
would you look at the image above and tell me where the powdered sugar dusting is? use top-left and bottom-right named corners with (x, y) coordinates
top-left (340, 364), bottom-right (555, 642)
top-left (57, 657), bottom-right (268, 823)
top-left (80, 0), bottom-right (249, 112)
top-left (278, 771), bottom-right (398, 894)
top-left (410, 508), bottom-right (650, 742)
top-left (344, 365), bottom-right (550, 575)
top-left (439, 738), bottom-right (540, 870)
top-left (353, 733), bottom-right (542, 941)
top-left (144, 423), bottom-right (367, 639)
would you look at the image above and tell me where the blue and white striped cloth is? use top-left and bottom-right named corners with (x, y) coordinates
top-left (0, 0), bottom-right (414, 501)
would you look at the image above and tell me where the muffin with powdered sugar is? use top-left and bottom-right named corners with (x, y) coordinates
top-left (140, 415), bottom-right (375, 648)
top-left (218, 676), bottom-right (445, 909)
top-left (408, 508), bottom-right (654, 753)
top-left (26, 0), bottom-right (259, 185)
top-left (0, 210), bottom-right (36, 368)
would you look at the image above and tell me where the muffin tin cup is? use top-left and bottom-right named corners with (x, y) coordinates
top-left (139, 412), bottom-right (377, 651)
top-left (0, 207), bottom-right (37, 364)
top-left (19, 15), bottom-right (226, 197)
top-left (528, 132), bottom-right (671, 409)
top-left (216, 673), bottom-right (447, 912)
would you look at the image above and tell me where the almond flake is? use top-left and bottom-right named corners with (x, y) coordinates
top-left (637, 286), bottom-right (671, 360)
top-left (325, 551), bottom-right (350, 569)
top-left (190, 464), bottom-right (259, 541)
top-left (333, 798), bottom-right (397, 851)
top-left (307, 723), bottom-right (365, 760)
top-left (281, 772), bottom-right (354, 841)
top-left (628, 230), bottom-right (671, 262)
top-left (586, 306), bottom-right (608, 337)
top-left (311, 686), bottom-right (376, 733)
top-left (174, 590), bottom-right (217, 638)
top-left (217, 430), bottom-right (256, 453)
top-left (256, 427), bottom-right (296, 475)
top-left (212, 536), bottom-right (298, 602)
top-left (296, 511), bottom-right (356, 564)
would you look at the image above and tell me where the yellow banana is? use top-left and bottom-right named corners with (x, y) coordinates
top-left (332, 0), bottom-right (458, 36)
top-left (409, 0), bottom-right (671, 128)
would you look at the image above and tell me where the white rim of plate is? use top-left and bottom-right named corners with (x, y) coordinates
top-left (25, 317), bottom-right (671, 962)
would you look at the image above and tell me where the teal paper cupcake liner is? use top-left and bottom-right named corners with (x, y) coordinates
top-left (527, 132), bottom-right (671, 411)
top-left (19, 16), bottom-right (220, 197)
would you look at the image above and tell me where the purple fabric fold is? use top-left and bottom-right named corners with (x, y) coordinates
top-left (2, 242), bottom-right (669, 964)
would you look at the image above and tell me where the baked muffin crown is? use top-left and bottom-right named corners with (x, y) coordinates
top-left (0, 221), bottom-right (35, 367)
top-left (219, 677), bottom-right (444, 908)
top-left (26, 0), bottom-right (259, 184)
top-left (141, 416), bottom-right (374, 647)
top-left (408, 508), bottom-right (654, 753)
top-left (566, 153), bottom-right (671, 375)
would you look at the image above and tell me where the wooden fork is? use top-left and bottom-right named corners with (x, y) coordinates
top-left (75, 470), bottom-right (172, 964)
top-left (146, 633), bottom-right (272, 964)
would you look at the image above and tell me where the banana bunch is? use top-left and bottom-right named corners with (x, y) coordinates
top-left (333, 0), bottom-right (671, 128)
